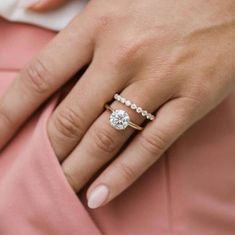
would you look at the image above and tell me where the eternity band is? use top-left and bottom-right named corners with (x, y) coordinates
top-left (114, 94), bottom-right (155, 121)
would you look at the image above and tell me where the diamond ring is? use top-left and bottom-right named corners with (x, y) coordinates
top-left (114, 94), bottom-right (155, 120)
top-left (105, 104), bottom-right (143, 131)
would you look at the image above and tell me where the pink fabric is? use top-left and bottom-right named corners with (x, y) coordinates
top-left (0, 18), bottom-right (235, 235)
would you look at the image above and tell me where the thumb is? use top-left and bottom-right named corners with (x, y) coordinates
top-left (19, 0), bottom-right (69, 12)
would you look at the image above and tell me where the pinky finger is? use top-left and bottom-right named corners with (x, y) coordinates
top-left (86, 97), bottom-right (204, 209)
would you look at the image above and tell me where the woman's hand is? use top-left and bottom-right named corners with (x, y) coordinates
top-left (1, 0), bottom-right (235, 208)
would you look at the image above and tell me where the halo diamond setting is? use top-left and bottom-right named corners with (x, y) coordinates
top-left (109, 109), bottom-right (130, 130)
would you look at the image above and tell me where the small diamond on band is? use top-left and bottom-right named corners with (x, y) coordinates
top-left (131, 103), bottom-right (137, 110)
top-left (120, 97), bottom-right (126, 104)
top-left (125, 100), bottom-right (131, 106)
top-left (136, 107), bottom-right (143, 113)
top-left (147, 114), bottom-right (154, 120)
top-left (142, 110), bottom-right (148, 117)
top-left (114, 94), bottom-right (155, 121)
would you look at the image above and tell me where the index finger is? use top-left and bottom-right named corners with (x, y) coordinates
top-left (0, 13), bottom-right (94, 149)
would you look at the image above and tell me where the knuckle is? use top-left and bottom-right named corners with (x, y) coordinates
top-left (140, 130), bottom-right (169, 156)
top-left (96, 14), bottom-right (114, 31)
top-left (183, 95), bottom-right (203, 108)
top-left (53, 106), bottom-right (84, 139)
top-left (92, 127), bottom-right (118, 154)
top-left (22, 58), bottom-right (51, 94)
top-left (117, 162), bottom-right (137, 182)
top-left (114, 39), bottom-right (143, 65)
top-left (191, 83), bottom-right (209, 99)
top-left (183, 83), bottom-right (209, 108)
top-left (187, 78), bottom-right (210, 97)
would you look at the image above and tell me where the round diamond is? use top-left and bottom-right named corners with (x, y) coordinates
top-left (142, 110), bottom-right (148, 116)
top-left (125, 100), bottom-right (131, 106)
top-left (114, 94), bottom-right (119, 100)
top-left (109, 110), bottom-right (130, 130)
top-left (136, 107), bottom-right (143, 113)
top-left (115, 95), bottom-right (121, 101)
top-left (120, 97), bottom-right (126, 104)
top-left (131, 104), bottom-right (137, 110)
top-left (146, 114), bottom-right (151, 120)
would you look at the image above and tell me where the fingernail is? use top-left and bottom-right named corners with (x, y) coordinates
top-left (19, 0), bottom-right (40, 8)
top-left (88, 185), bottom-right (109, 209)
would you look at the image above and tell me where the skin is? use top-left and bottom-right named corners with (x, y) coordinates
top-left (1, 0), bottom-right (235, 208)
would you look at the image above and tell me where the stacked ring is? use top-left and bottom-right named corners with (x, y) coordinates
top-left (105, 94), bottom-right (156, 131)
top-left (114, 94), bottom-right (155, 120)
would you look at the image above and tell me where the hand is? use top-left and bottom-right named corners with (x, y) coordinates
top-left (1, 0), bottom-right (235, 208)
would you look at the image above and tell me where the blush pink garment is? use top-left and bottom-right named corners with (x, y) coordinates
top-left (0, 18), bottom-right (235, 235)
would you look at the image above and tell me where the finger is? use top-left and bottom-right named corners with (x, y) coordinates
top-left (19, 0), bottom-right (68, 12)
top-left (0, 14), bottom-right (94, 149)
top-left (47, 57), bottom-right (129, 160)
top-left (86, 97), bottom-right (203, 209)
top-left (61, 79), bottom-right (174, 192)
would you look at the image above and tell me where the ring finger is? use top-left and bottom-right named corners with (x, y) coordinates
top-left (61, 79), bottom-right (174, 192)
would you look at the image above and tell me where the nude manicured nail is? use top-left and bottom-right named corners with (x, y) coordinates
top-left (88, 185), bottom-right (109, 209)
top-left (19, 0), bottom-right (40, 8)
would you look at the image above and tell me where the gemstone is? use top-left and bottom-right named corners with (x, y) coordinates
top-left (120, 97), bottom-right (126, 103)
top-left (109, 110), bottom-right (130, 130)
top-left (150, 115), bottom-right (155, 121)
top-left (114, 94), bottom-right (119, 100)
top-left (136, 107), bottom-right (143, 113)
top-left (142, 110), bottom-right (148, 116)
top-left (125, 100), bottom-right (131, 106)
top-left (146, 114), bottom-right (151, 120)
top-left (131, 104), bottom-right (137, 110)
